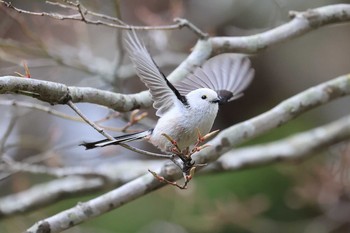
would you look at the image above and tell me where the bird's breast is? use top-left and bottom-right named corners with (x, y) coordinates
top-left (149, 105), bottom-right (218, 152)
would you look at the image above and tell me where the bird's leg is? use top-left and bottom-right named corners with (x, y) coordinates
top-left (154, 130), bottom-right (219, 189)
top-left (161, 133), bottom-right (189, 163)
top-left (161, 133), bottom-right (181, 154)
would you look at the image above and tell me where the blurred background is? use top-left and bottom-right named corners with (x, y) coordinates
top-left (1, 0), bottom-right (350, 232)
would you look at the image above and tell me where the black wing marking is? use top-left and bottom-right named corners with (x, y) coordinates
top-left (125, 30), bottom-right (189, 116)
top-left (150, 56), bottom-right (188, 107)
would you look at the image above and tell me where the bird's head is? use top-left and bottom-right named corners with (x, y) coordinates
top-left (186, 88), bottom-right (220, 108)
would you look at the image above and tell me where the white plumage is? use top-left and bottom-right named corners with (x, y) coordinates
top-left (81, 31), bottom-right (254, 153)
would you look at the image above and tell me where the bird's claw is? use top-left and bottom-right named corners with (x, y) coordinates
top-left (152, 129), bottom-right (219, 189)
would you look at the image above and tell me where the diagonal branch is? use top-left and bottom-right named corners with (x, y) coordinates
top-left (205, 115), bottom-right (350, 173)
top-left (209, 4), bottom-right (350, 53)
top-left (25, 73), bottom-right (350, 233)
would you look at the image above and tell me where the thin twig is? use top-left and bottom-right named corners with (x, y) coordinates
top-left (0, 100), bottom-right (81, 121)
top-left (1, 0), bottom-right (210, 38)
top-left (67, 100), bottom-right (170, 158)
top-left (0, 141), bottom-right (82, 181)
top-left (118, 143), bottom-right (171, 159)
top-left (174, 18), bottom-right (208, 39)
top-left (1, 155), bottom-right (108, 178)
top-left (0, 115), bottom-right (17, 155)
top-left (66, 100), bottom-right (115, 141)
top-left (0, 0), bottom-right (186, 31)
top-left (0, 100), bottom-right (139, 132)
top-left (46, 0), bottom-right (127, 25)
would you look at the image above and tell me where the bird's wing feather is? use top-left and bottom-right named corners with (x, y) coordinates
top-left (125, 31), bottom-right (187, 117)
top-left (175, 54), bottom-right (254, 102)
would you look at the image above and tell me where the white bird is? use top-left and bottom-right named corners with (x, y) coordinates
top-left (81, 31), bottom-right (254, 153)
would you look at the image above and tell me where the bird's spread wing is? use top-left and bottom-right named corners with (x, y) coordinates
top-left (175, 54), bottom-right (254, 103)
top-left (124, 31), bottom-right (187, 117)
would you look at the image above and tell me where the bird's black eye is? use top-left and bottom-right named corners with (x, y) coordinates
top-left (201, 95), bottom-right (207, 100)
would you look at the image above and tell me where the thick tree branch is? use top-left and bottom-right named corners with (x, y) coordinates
top-left (205, 115), bottom-right (350, 173)
top-left (0, 76), bottom-right (151, 111)
top-left (26, 74), bottom-right (350, 233)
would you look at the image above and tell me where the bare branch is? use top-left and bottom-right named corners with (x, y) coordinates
top-left (1, 156), bottom-right (105, 178)
top-left (67, 100), bottom-right (115, 141)
top-left (0, 0), bottom-right (193, 32)
top-left (210, 4), bottom-right (350, 53)
top-left (26, 170), bottom-right (168, 233)
top-left (117, 143), bottom-right (171, 159)
top-left (205, 115), bottom-right (350, 173)
top-left (66, 100), bottom-right (171, 157)
top-left (0, 76), bottom-right (152, 112)
top-left (0, 115), bottom-right (17, 154)
top-left (0, 100), bottom-right (143, 133)
top-left (0, 100), bottom-right (82, 121)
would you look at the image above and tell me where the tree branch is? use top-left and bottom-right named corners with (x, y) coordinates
top-left (0, 76), bottom-right (152, 112)
top-left (209, 4), bottom-right (350, 53)
top-left (0, 0), bottom-right (203, 34)
top-left (205, 115), bottom-right (350, 173)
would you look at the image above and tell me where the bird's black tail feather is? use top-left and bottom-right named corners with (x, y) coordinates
top-left (80, 129), bottom-right (153, 150)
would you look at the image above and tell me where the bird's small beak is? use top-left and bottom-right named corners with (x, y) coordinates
top-left (216, 90), bottom-right (234, 105)
top-left (210, 98), bottom-right (220, 104)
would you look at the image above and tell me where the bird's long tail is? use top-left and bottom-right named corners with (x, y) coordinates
top-left (80, 129), bottom-right (153, 150)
